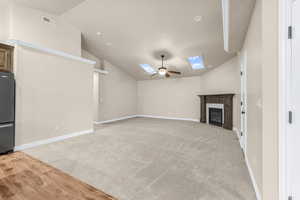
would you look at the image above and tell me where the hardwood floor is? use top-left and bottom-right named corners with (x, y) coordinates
top-left (0, 152), bottom-right (116, 200)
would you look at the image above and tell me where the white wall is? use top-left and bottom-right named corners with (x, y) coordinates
top-left (138, 76), bottom-right (201, 120)
top-left (99, 60), bottom-right (137, 122)
top-left (1, 2), bottom-right (137, 145)
top-left (82, 50), bottom-right (138, 122)
top-left (262, 0), bottom-right (279, 199)
top-left (0, 3), bottom-right (94, 147)
top-left (0, 0), bottom-right (10, 41)
top-left (81, 50), bottom-right (101, 121)
top-left (15, 46), bottom-right (93, 146)
top-left (9, 3), bottom-right (82, 56)
top-left (240, 0), bottom-right (262, 196)
top-left (138, 57), bottom-right (240, 126)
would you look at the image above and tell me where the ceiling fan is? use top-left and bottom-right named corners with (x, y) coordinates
top-left (151, 55), bottom-right (182, 78)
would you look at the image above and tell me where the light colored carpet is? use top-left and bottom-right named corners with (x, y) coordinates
top-left (23, 117), bottom-right (256, 200)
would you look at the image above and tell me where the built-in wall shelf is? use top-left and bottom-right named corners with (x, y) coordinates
top-left (2, 40), bottom-right (97, 65)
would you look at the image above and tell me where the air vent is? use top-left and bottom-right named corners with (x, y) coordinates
top-left (41, 16), bottom-right (55, 25)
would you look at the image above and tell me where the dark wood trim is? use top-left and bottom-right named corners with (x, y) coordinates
top-left (0, 43), bottom-right (14, 73)
top-left (198, 94), bottom-right (235, 130)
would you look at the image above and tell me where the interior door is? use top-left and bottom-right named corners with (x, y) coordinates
top-left (240, 51), bottom-right (247, 152)
top-left (288, 0), bottom-right (300, 199)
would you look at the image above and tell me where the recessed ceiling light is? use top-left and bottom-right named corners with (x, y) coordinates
top-left (106, 42), bottom-right (112, 46)
top-left (96, 32), bottom-right (102, 36)
top-left (194, 16), bottom-right (202, 22)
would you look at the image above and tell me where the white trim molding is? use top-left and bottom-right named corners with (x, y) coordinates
top-left (94, 115), bottom-right (200, 125)
top-left (6, 40), bottom-right (96, 65)
top-left (245, 155), bottom-right (262, 200)
top-left (94, 68), bottom-right (109, 74)
top-left (0, 40), bottom-right (15, 47)
top-left (233, 126), bottom-right (245, 150)
top-left (95, 115), bottom-right (247, 131)
top-left (137, 115), bottom-right (199, 122)
top-left (278, 0), bottom-right (292, 199)
top-left (14, 129), bottom-right (93, 151)
top-left (94, 115), bottom-right (138, 125)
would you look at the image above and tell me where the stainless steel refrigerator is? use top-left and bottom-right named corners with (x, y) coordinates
top-left (0, 71), bottom-right (15, 154)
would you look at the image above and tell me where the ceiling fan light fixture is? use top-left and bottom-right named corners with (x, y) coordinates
top-left (149, 54), bottom-right (181, 78)
top-left (158, 68), bottom-right (167, 76)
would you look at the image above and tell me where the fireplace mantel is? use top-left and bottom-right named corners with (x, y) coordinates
top-left (198, 94), bottom-right (235, 130)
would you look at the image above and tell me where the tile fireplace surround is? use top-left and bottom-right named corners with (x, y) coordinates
top-left (198, 94), bottom-right (235, 130)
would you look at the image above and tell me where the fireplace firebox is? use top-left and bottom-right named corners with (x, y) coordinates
top-left (209, 108), bottom-right (223, 127)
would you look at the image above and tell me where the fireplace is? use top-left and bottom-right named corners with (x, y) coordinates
top-left (209, 108), bottom-right (223, 127)
top-left (198, 94), bottom-right (234, 130)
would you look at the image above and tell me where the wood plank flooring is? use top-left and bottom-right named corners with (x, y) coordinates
top-left (0, 152), bottom-right (117, 200)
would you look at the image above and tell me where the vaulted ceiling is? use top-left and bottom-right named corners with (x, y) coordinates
top-left (13, 0), bottom-right (255, 80)
top-left (13, 0), bottom-right (85, 15)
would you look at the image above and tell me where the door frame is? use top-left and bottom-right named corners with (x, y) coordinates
top-left (278, 0), bottom-right (293, 199)
top-left (239, 51), bottom-right (248, 153)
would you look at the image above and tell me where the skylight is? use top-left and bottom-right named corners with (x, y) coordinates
top-left (188, 56), bottom-right (205, 70)
top-left (139, 64), bottom-right (156, 74)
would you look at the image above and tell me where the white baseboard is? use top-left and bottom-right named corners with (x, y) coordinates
top-left (233, 127), bottom-right (240, 139)
top-left (94, 115), bottom-right (138, 125)
top-left (233, 127), bottom-right (245, 150)
top-left (14, 129), bottom-right (93, 151)
top-left (245, 155), bottom-right (262, 200)
top-left (94, 115), bottom-right (199, 124)
top-left (137, 115), bottom-right (199, 122)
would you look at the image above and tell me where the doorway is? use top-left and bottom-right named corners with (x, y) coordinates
top-left (240, 51), bottom-right (247, 152)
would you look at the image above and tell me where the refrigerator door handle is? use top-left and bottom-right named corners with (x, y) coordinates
top-left (0, 124), bottom-right (13, 128)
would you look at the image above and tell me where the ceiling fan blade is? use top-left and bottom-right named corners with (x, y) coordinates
top-left (165, 73), bottom-right (171, 78)
top-left (151, 73), bottom-right (158, 77)
top-left (168, 70), bottom-right (181, 75)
